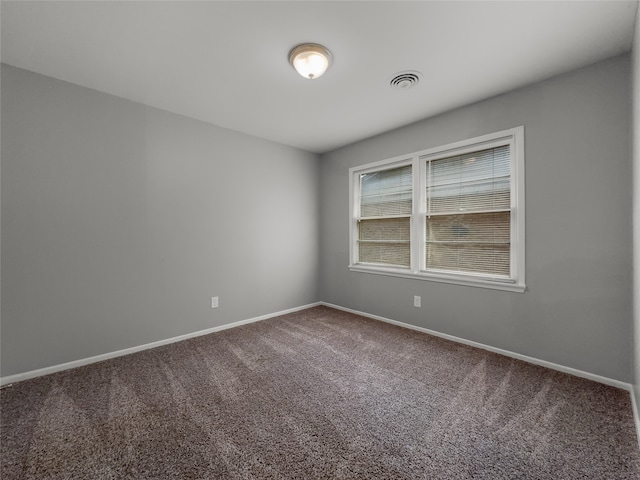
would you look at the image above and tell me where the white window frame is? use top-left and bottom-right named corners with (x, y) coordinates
top-left (349, 127), bottom-right (525, 293)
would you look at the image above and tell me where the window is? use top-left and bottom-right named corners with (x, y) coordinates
top-left (358, 164), bottom-right (412, 267)
top-left (349, 127), bottom-right (525, 292)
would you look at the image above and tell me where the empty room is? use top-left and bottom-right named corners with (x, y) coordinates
top-left (2, 1), bottom-right (640, 478)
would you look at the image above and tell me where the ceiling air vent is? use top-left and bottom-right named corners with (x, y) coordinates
top-left (389, 71), bottom-right (422, 90)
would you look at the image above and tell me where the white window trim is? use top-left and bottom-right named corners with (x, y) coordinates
top-left (349, 127), bottom-right (525, 293)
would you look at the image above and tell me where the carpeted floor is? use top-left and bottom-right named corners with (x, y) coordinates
top-left (2, 305), bottom-right (639, 479)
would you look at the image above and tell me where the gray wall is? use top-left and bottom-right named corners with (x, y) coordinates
top-left (1, 64), bottom-right (320, 377)
top-left (2, 53), bottom-right (635, 384)
top-left (320, 54), bottom-right (633, 382)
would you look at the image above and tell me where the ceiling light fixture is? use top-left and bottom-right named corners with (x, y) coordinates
top-left (289, 43), bottom-right (332, 80)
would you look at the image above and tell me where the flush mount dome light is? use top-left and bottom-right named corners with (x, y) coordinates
top-left (289, 43), bottom-right (332, 80)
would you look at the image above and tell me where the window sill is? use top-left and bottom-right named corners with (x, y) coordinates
top-left (348, 265), bottom-right (526, 293)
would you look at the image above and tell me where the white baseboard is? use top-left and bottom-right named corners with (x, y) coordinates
top-left (3, 300), bottom-right (639, 448)
top-left (335, 297), bottom-right (638, 450)
top-left (1, 299), bottom-right (635, 395)
top-left (321, 302), bottom-right (633, 392)
top-left (631, 387), bottom-right (640, 450)
top-left (0, 302), bottom-right (322, 386)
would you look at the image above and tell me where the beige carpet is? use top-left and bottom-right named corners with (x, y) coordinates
top-left (2, 306), bottom-right (639, 479)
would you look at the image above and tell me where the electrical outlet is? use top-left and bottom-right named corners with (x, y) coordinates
top-left (413, 295), bottom-right (421, 308)
top-left (211, 296), bottom-right (219, 309)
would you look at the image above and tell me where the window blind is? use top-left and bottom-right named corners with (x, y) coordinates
top-left (358, 164), bottom-right (412, 267)
top-left (424, 146), bottom-right (511, 276)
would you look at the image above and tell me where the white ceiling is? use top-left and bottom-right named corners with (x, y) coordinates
top-left (1, 1), bottom-right (638, 154)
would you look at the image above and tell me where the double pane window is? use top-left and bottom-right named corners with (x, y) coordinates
top-left (350, 127), bottom-right (525, 292)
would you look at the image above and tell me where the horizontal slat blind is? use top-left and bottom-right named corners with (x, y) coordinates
top-left (426, 146), bottom-right (510, 214)
top-left (359, 218), bottom-right (411, 266)
top-left (360, 165), bottom-right (412, 217)
top-left (424, 146), bottom-right (511, 276)
top-left (426, 212), bottom-right (510, 275)
top-left (358, 165), bottom-right (412, 267)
